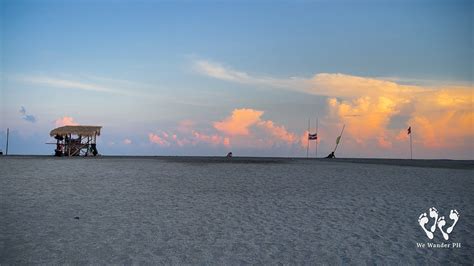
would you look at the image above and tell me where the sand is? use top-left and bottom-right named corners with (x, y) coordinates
top-left (1, 156), bottom-right (473, 264)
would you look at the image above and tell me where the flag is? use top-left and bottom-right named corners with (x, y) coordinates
top-left (308, 133), bottom-right (318, 140)
top-left (407, 126), bottom-right (411, 135)
top-left (336, 136), bottom-right (341, 144)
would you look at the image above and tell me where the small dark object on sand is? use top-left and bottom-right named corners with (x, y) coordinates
top-left (226, 152), bottom-right (233, 158)
top-left (74, 216), bottom-right (80, 220)
top-left (326, 152), bottom-right (336, 159)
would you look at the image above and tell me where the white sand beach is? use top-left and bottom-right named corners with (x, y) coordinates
top-left (1, 156), bottom-right (473, 264)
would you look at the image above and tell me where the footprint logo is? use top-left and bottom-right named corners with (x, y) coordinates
top-left (418, 207), bottom-right (460, 240)
top-left (447, 209), bottom-right (460, 234)
top-left (437, 216), bottom-right (449, 240)
top-left (428, 207), bottom-right (438, 232)
top-left (418, 212), bottom-right (434, 239)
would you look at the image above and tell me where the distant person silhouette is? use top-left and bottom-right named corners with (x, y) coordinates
top-left (326, 152), bottom-right (335, 158)
top-left (226, 152), bottom-right (233, 158)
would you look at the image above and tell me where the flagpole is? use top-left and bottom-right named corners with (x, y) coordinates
top-left (6, 128), bottom-right (9, 156)
top-left (306, 118), bottom-right (310, 158)
top-left (315, 117), bottom-right (318, 158)
top-left (410, 129), bottom-right (413, 160)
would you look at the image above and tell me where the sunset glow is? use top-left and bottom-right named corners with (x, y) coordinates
top-left (1, 0), bottom-right (472, 159)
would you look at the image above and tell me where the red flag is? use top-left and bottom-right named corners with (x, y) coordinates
top-left (407, 126), bottom-right (411, 135)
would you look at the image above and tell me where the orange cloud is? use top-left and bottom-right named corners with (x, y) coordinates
top-left (377, 136), bottom-right (392, 149)
top-left (258, 120), bottom-right (296, 143)
top-left (306, 73), bottom-right (422, 99)
top-left (323, 77), bottom-right (473, 151)
top-left (192, 131), bottom-right (230, 147)
top-left (214, 108), bottom-right (298, 148)
top-left (408, 88), bottom-right (473, 149)
top-left (149, 108), bottom-right (299, 150)
top-left (148, 132), bottom-right (170, 147)
top-left (55, 116), bottom-right (78, 127)
top-left (327, 95), bottom-right (399, 147)
top-left (319, 75), bottom-right (415, 150)
top-left (195, 60), bottom-right (474, 157)
top-left (214, 108), bottom-right (263, 136)
top-left (149, 129), bottom-right (229, 148)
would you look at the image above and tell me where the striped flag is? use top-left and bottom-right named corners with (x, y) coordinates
top-left (308, 133), bottom-right (318, 140)
top-left (407, 126), bottom-right (411, 135)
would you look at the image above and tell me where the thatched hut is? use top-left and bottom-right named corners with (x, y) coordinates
top-left (49, 125), bottom-right (102, 157)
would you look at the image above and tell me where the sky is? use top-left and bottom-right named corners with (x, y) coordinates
top-left (0, 0), bottom-right (472, 159)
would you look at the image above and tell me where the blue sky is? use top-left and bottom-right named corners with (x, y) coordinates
top-left (1, 0), bottom-right (472, 158)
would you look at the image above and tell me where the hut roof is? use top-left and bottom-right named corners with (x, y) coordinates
top-left (50, 125), bottom-right (102, 137)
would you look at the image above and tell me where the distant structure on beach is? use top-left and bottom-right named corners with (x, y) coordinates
top-left (49, 125), bottom-right (102, 157)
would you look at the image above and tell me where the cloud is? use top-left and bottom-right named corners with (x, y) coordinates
top-left (195, 59), bottom-right (474, 156)
top-left (214, 108), bottom-right (263, 136)
top-left (327, 96), bottom-right (397, 147)
top-left (324, 81), bottom-right (472, 150)
top-left (192, 131), bottom-right (230, 147)
top-left (20, 76), bottom-right (119, 94)
top-left (148, 133), bottom-right (170, 146)
top-left (194, 60), bottom-right (306, 89)
top-left (55, 116), bottom-right (79, 127)
top-left (407, 88), bottom-right (473, 149)
top-left (149, 110), bottom-right (299, 150)
top-left (15, 74), bottom-right (207, 107)
top-left (214, 108), bottom-right (297, 146)
top-left (257, 120), bottom-right (297, 143)
top-left (305, 73), bottom-right (422, 98)
top-left (194, 60), bottom-right (422, 98)
top-left (15, 74), bottom-right (159, 98)
top-left (148, 129), bottom-right (229, 148)
top-left (194, 60), bottom-right (252, 83)
top-left (19, 106), bottom-right (37, 123)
